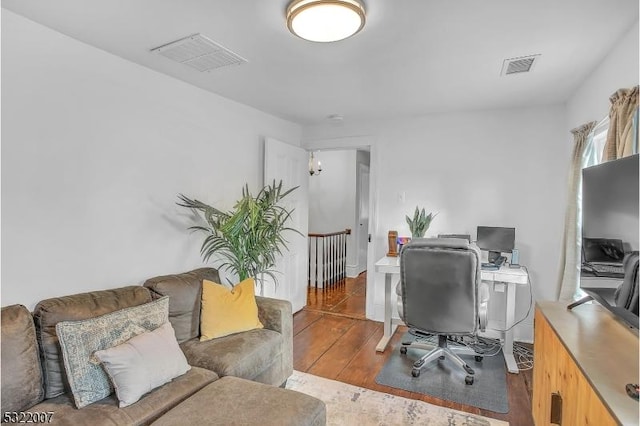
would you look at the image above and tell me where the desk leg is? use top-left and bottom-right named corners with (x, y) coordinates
top-left (503, 282), bottom-right (519, 374)
top-left (376, 272), bottom-right (398, 352)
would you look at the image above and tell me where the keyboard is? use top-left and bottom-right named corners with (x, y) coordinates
top-left (481, 263), bottom-right (499, 270)
top-left (590, 264), bottom-right (624, 275)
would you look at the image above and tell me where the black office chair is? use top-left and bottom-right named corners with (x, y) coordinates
top-left (438, 234), bottom-right (471, 243)
top-left (396, 238), bottom-right (489, 384)
top-left (615, 251), bottom-right (639, 315)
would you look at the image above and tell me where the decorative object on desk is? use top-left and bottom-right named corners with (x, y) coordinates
top-left (287, 370), bottom-right (508, 426)
top-left (406, 206), bottom-right (437, 238)
top-left (177, 180), bottom-right (301, 294)
top-left (375, 333), bottom-right (509, 413)
top-left (387, 230), bottom-right (398, 257)
top-left (510, 248), bottom-right (520, 266)
top-left (396, 236), bottom-right (411, 253)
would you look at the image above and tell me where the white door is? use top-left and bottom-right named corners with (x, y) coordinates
top-left (357, 163), bottom-right (370, 274)
top-left (264, 138), bottom-right (309, 313)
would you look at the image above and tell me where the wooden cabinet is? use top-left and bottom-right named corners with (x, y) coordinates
top-left (532, 302), bottom-right (638, 426)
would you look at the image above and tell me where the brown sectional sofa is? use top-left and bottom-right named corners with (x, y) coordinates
top-left (1, 268), bottom-right (325, 425)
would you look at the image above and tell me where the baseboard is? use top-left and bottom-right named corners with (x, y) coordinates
top-left (346, 265), bottom-right (360, 278)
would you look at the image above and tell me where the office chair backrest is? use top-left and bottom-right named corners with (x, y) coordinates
top-left (438, 234), bottom-right (471, 243)
top-left (400, 238), bottom-right (481, 335)
top-left (615, 251), bottom-right (639, 315)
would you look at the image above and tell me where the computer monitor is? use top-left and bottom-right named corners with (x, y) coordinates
top-left (476, 226), bottom-right (515, 262)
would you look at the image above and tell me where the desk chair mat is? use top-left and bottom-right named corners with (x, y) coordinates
top-left (375, 332), bottom-right (509, 413)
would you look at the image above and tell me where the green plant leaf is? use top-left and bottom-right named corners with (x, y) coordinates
top-left (406, 205), bottom-right (437, 238)
top-left (177, 180), bottom-right (299, 289)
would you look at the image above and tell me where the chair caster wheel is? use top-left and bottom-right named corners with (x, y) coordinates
top-left (465, 375), bottom-right (474, 385)
top-left (400, 346), bottom-right (407, 354)
top-left (411, 368), bottom-right (421, 377)
top-left (475, 355), bottom-right (483, 362)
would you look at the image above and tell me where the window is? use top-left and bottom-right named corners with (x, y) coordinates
top-left (584, 116), bottom-right (609, 167)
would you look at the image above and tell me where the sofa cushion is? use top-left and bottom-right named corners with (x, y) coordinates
top-left (1, 305), bottom-right (45, 415)
top-left (144, 268), bottom-right (221, 343)
top-left (56, 297), bottom-right (169, 408)
top-left (28, 367), bottom-right (217, 426)
top-left (34, 286), bottom-right (153, 399)
top-left (181, 328), bottom-right (282, 382)
top-left (200, 278), bottom-right (263, 341)
top-left (150, 377), bottom-right (326, 426)
top-left (95, 322), bottom-right (191, 408)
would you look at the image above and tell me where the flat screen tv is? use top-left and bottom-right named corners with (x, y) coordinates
top-left (579, 154), bottom-right (639, 329)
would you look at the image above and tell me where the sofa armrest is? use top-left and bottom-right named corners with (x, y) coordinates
top-left (255, 296), bottom-right (293, 381)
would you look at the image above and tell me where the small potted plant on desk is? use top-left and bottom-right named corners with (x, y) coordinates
top-left (405, 206), bottom-right (437, 239)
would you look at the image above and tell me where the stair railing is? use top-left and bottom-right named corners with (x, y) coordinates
top-left (308, 229), bottom-right (351, 288)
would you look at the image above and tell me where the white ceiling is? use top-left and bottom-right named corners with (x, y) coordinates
top-left (3, 0), bottom-right (638, 125)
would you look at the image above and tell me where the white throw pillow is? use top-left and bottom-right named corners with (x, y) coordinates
top-left (94, 322), bottom-right (191, 407)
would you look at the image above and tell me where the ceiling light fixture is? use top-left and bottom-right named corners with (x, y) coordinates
top-left (309, 152), bottom-right (323, 176)
top-left (287, 0), bottom-right (366, 43)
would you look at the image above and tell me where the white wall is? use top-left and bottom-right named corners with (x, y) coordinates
top-left (308, 150), bottom-right (357, 236)
top-left (303, 106), bottom-right (569, 342)
top-left (566, 20), bottom-right (639, 131)
top-left (1, 11), bottom-right (302, 309)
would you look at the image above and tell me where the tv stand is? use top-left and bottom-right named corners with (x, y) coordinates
top-left (533, 302), bottom-right (638, 425)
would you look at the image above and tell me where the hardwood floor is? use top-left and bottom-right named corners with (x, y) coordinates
top-left (305, 271), bottom-right (366, 319)
top-left (295, 274), bottom-right (535, 426)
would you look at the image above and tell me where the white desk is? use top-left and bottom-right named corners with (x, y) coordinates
top-left (374, 255), bottom-right (529, 374)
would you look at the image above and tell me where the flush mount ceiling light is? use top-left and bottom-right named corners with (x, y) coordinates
top-left (287, 0), bottom-right (366, 42)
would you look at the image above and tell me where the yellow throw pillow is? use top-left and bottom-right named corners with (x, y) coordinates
top-left (200, 278), bottom-right (264, 341)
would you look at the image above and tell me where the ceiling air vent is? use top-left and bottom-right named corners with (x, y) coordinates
top-left (151, 34), bottom-right (247, 72)
top-left (500, 54), bottom-right (540, 76)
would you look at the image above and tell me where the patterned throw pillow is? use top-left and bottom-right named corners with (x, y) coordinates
top-left (55, 296), bottom-right (169, 408)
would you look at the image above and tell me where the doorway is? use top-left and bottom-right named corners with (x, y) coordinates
top-left (305, 149), bottom-right (370, 319)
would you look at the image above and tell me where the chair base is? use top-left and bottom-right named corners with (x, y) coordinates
top-left (401, 334), bottom-right (480, 385)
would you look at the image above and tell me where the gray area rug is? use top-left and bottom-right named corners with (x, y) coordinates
top-left (375, 333), bottom-right (509, 413)
top-left (286, 370), bottom-right (508, 425)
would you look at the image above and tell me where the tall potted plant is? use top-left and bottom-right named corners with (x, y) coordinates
top-left (406, 206), bottom-right (437, 238)
top-left (177, 180), bottom-right (300, 294)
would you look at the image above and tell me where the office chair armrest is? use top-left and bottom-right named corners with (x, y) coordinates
top-left (478, 282), bottom-right (490, 332)
top-left (395, 282), bottom-right (404, 321)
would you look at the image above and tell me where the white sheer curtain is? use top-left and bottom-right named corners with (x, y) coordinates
top-left (557, 121), bottom-right (598, 302)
